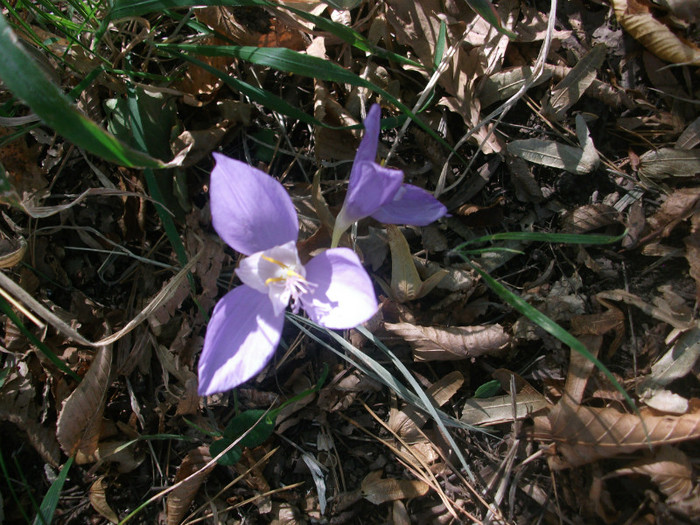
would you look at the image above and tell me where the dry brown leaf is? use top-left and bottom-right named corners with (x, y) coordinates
top-left (0, 235), bottom-right (26, 269)
top-left (385, 322), bottom-right (509, 361)
top-left (166, 446), bottom-right (215, 525)
top-left (460, 391), bottom-right (549, 426)
top-left (684, 212), bottom-right (700, 302)
top-left (81, 440), bottom-right (145, 473)
top-left (677, 116), bottom-right (700, 150)
top-left (89, 476), bottom-right (120, 523)
top-left (384, 0), bottom-right (508, 153)
top-left (385, 225), bottom-right (447, 302)
top-left (533, 399), bottom-right (700, 469)
top-left (360, 470), bottom-right (430, 505)
top-left (638, 148), bottom-right (700, 180)
top-left (389, 370), bottom-right (463, 440)
top-left (612, 0), bottom-right (700, 65)
top-left (478, 66), bottom-right (552, 108)
top-left (596, 289), bottom-right (695, 330)
top-left (607, 446), bottom-right (694, 502)
top-left (507, 116), bottom-right (600, 175)
top-left (644, 187), bottom-right (700, 241)
top-left (56, 345), bottom-right (112, 459)
top-left (0, 363), bottom-right (61, 466)
top-left (543, 45), bottom-right (607, 120)
top-left (562, 204), bottom-right (623, 234)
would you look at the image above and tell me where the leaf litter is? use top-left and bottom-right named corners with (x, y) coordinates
top-left (0, 0), bottom-right (699, 523)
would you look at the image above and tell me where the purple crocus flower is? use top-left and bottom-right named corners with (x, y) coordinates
top-left (331, 104), bottom-right (448, 247)
top-left (199, 153), bottom-right (378, 395)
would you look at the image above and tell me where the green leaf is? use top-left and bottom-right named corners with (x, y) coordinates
top-left (33, 456), bottom-right (74, 525)
top-left (0, 12), bottom-right (167, 168)
top-left (474, 380), bottom-right (500, 398)
top-left (223, 409), bottom-right (276, 449)
top-left (210, 409), bottom-right (277, 466)
top-left (434, 20), bottom-right (447, 69)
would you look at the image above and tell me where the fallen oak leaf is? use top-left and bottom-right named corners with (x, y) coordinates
top-left (533, 398), bottom-right (700, 469)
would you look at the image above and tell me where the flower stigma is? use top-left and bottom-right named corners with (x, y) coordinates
top-left (236, 241), bottom-right (316, 316)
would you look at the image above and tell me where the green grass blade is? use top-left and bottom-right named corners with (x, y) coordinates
top-left (458, 254), bottom-right (637, 411)
top-left (107, 0), bottom-right (422, 67)
top-left (166, 50), bottom-right (327, 127)
top-left (354, 325), bottom-right (476, 483)
top-left (452, 230), bottom-right (626, 251)
top-left (0, 12), bottom-right (167, 168)
top-left (161, 45), bottom-right (462, 160)
top-left (33, 457), bottom-right (74, 525)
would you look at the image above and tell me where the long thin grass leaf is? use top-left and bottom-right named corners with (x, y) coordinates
top-left (458, 254), bottom-right (637, 412)
top-left (452, 230), bottom-right (626, 251)
top-left (33, 457), bottom-right (74, 525)
top-left (161, 45), bottom-right (461, 159)
top-left (107, 0), bottom-right (422, 67)
top-left (354, 325), bottom-right (475, 483)
top-left (0, 12), bottom-right (168, 168)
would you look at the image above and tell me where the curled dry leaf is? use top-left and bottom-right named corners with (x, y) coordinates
top-left (166, 446), bottom-right (215, 525)
top-left (562, 203), bottom-right (623, 234)
top-left (56, 344), bottom-right (112, 460)
top-left (612, 0), bottom-right (700, 65)
top-left (0, 234), bottom-right (26, 269)
top-left (644, 187), bottom-right (700, 240)
top-left (607, 446), bottom-right (694, 503)
top-left (80, 440), bottom-right (145, 474)
top-left (360, 470), bottom-right (430, 505)
top-left (90, 476), bottom-right (120, 523)
top-left (533, 399), bottom-right (700, 469)
top-left (596, 289), bottom-right (695, 330)
top-left (386, 225), bottom-right (447, 302)
top-left (639, 327), bottom-right (700, 394)
top-left (385, 322), bottom-right (509, 361)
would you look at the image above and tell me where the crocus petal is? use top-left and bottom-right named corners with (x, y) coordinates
top-left (301, 248), bottom-right (378, 329)
top-left (370, 183), bottom-right (447, 226)
top-left (198, 285), bottom-right (284, 395)
top-left (210, 153), bottom-right (298, 255)
top-left (334, 161), bottom-right (404, 239)
top-left (349, 104), bottom-right (382, 178)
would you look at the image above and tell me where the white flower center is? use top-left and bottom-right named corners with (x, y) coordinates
top-left (236, 241), bottom-right (315, 316)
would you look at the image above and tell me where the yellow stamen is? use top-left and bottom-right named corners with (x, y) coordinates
top-left (265, 276), bottom-right (286, 285)
top-left (261, 254), bottom-right (288, 269)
